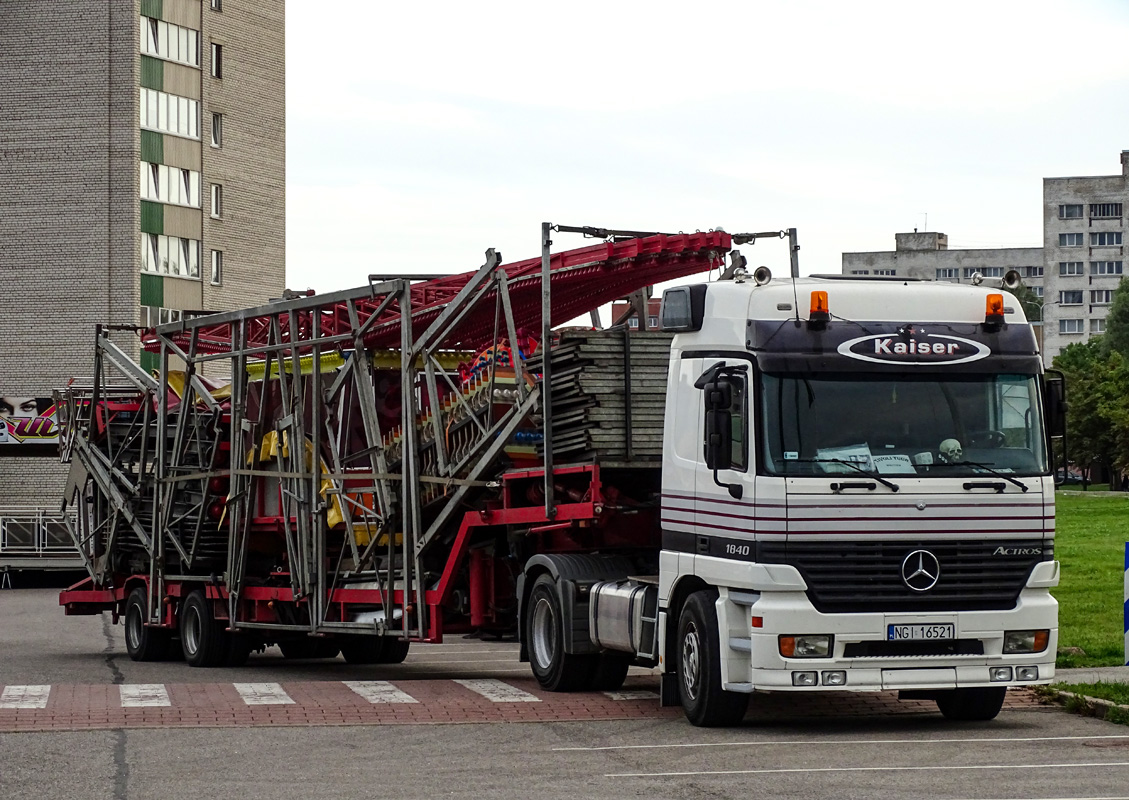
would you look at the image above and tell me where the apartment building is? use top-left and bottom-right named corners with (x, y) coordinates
top-left (1041, 152), bottom-right (1129, 362)
top-left (0, 1), bottom-right (284, 567)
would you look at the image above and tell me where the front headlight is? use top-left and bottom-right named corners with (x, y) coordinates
top-left (1003, 629), bottom-right (1050, 654)
top-left (779, 634), bottom-right (833, 658)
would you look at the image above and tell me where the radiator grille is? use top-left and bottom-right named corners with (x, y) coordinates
top-left (758, 539), bottom-right (1051, 613)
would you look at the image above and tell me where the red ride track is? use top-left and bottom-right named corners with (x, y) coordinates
top-left (142, 231), bottom-right (731, 355)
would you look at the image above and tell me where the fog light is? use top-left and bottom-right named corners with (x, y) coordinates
top-left (792, 671), bottom-right (818, 686)
top-left (1016, 666), bottom-right (1039, 681)
top-left (779, 634), bottom-right (832, 658)
top-left (822, 670), bottom-right (847, 686)
top-left (1004, 629), bottom-right (1050, 654)
top-left (990, 666), bottom-right (1013, 682)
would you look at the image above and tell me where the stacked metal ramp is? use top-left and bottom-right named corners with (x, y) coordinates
top-left (529, 330), bottom-right (673, 465)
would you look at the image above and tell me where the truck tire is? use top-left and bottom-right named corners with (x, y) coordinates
top-left (380, 639), bottom-right (411, 664)
top-left (935, 687), bottom-right (1007, 721)
top-left (179, 590), bottom-right (228, 667)
top-left (339, 637), bottom-right (409, 664)
top-left (124, 587), bottom-right (171, 662)
top-left (589, 653), bottom-right (631, 691)
top-left (677, 589), bottom-right (749, 727)
top-left (526, 574), bottom-right (596, 691)
top-left (224, 634), bottom-right (253, 667)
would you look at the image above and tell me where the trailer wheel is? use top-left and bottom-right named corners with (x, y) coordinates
top-left (340, 636), bottom-right (386, 664)
top-left (124, 587), bottom-right (171, 662)
top-left (179, 590), bottom-right (228, 667)
top-left (224, 634), bottom-right (253, 667)
top-left (935, 687), bottom-right (1007, 721)
top-left (589, 653), bottom-right (631, 691)
top-left (279, 639), bottom-right (340, 660)
top-left (380, 639), bottom-right (411, 664)
top-left (677, 590), bottom-right (749, 727)
top-left (526, 574), bottom-right (595, 691)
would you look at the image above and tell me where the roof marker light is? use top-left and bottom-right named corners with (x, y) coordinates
top-left (985, 293), bottom-right (1005, 325)
top-left (809, 291), bottom-right (830, 325)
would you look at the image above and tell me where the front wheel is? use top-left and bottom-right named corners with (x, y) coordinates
top-left (936, 687), bottom-right (1007, 721)
top-left (677, 590), bottom-right (749, 727)
top-left (526, 574), bottom-right (595, 691)
top-left (124, 587), bottom-right (171, 662)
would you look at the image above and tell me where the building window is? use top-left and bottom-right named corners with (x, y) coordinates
top-left (140, 306), bottom-right (184, 327)
top-left (1091, 290), bottom-right (1114, 305)
top-left (211, 0), bottom-right (222, 9)
top-left (628, 318), bottom-right (638, 329)
top-left (1091, 232), bottom-right (1123, 247)
top-left (1059, 204), bottom-right (1083, 219)
top-left (139, 88), bottom-right (200, 139)
top-left (935, 268), bottom-right (958, 281)
top-left (1092, 318), bottom-right (1107, 334)
top-left (140, 17), bottom-right (199, 68)
top-left (211, 113), bottom-right (223, 147)
top-left (1059, 261), bottom-right (1084, 276)
top-left (1031, 286), bottom-right (1044, 298)
top-left (211, 183), bottom-right (223, 218)
top-left (210, 250), bottom-right (223, 285)
top-left (874, 269), bottom-right (895, 276)
top-left (1091, 203), bottom-right (1123, 219)
top-left (141, 233), bottom-right (200, 278)
top-left (210, 43), bottom-right (223, 78)
top-left (1092, 261), bottom-right (1124, 276)
top-left (1059, 319), bottom-right (1084, 334)
top-left (1059, 233), bottom-right (1084, 247)
top-left (139, 162), bottom-right (200, 207)
top-left (1059, 290), bottom-right (1083, 305)
top-left (1023, 266), bottom-right (1044, 278)
top-left (850, 269), bottom-right (869, 275)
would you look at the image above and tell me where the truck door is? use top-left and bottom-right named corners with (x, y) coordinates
top-left (661, 354), bottom-right (702, 536)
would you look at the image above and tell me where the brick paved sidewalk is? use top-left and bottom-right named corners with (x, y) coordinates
top-left (0, 675), bottom-right (1049, 732)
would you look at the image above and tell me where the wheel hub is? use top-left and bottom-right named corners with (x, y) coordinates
top-left (530, 596), bottom-right (556, 670)
top-left (681, 622), bottom-right (701, 701)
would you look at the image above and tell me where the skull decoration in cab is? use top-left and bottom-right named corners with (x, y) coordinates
top-left (938, 438), bottom-right (963, 463)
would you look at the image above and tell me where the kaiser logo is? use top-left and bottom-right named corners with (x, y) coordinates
top-left (837, 329), bottom-right (990, 366)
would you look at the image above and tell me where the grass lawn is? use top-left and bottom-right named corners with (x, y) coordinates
top-left (1054, 492), bottom-right (1129, 667)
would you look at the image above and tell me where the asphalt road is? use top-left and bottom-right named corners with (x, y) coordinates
top-left (4, 581), bottom-right (1129, 800)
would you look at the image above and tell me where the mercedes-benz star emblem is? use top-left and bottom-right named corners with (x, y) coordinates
top-left (901, 550), bottom-right (941, 592)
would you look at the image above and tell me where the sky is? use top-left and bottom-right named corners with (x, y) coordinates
top-left (285, 0), bottom-right (1129, 297)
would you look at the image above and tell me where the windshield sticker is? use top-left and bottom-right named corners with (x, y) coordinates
top-left (836, 332), bottom-right (990, 366)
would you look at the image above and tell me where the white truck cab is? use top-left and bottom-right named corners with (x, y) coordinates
top-left (655, 274), bottom-right (1061, 725)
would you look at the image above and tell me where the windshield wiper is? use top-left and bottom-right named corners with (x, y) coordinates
top-left (934, 460), bottom-right (1030, 493)
top-left (800, 458), bottom-right (901, 492)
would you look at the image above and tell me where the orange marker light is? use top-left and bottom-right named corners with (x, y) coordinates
top-left (1033, 629), bottom-right (1050, 652)
top-left (985, 293), bottom-right (1005, 323)
top-left (779, 635), bottom-right (796, 657)
top-left (809, 291), bottom-right (830, 324)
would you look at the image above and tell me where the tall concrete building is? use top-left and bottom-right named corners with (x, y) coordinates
top-left (0, 1), bottom-right (285, 568)
top-left (1041, 152), bottom-right (1129, 362)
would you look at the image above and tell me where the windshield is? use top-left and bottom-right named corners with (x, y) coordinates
top-left (760, 372), bottom-right (1048, 477)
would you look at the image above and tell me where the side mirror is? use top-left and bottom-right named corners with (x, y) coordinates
top-left (705, 406), bottom-right (733, 471)
top-left (1044, 371), bottom-right (1066, 439)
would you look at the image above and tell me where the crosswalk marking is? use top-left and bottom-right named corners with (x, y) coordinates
top-left (233, 682), bottom-right (294, 705)
top-left (454, 678), bottom-right (541, 702)
top-left (120, 684), bottom-right (171, 707)
top-left (0, 685), bottom-right (51, 709)
top-left (344, 681), bottom-right (419, 704)
top-left (603, 690), bottom-right (659, 701)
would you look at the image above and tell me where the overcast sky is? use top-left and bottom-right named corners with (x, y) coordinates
top-left (285, 0), bottom-right (1129, 295)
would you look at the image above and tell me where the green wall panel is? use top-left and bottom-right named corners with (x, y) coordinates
top-left (139, 350), bottom-right (160, 373)
top-left (140, 273), bottom-right (164, 308)
top-left (140, 0), bottom-right (163, 20)
top-left (140, 201), bottom-right (164, 234)
top-left (140, 56), bottom-right (163, 91)
top-left (141, 130), bottom-right (163, 164)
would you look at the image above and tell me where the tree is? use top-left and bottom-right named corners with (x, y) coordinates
top-left (1010, 280), bottom-right (1043, 324)
top-left (1101, 276), bottom-right (1129, 359)
top-left (1052, 340), bottom-right (1119, 486)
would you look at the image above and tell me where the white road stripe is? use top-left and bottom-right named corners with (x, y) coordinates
top-left (454, 678), bottom-right (541, 702)
top-left (0, 685), bottom-right (51, 709)
top-left (119, 684), bottom-right (170, 708)
top-left (557, 733), bottom-right (1129, 752)
top-left (607, 761), bottom-right (1129, 778)
top-left (344, 681), bottom-right (418, 704)
top-left (234, 682), bottom-right (294, 705)
top-left (603, 690), bottom-right (659, 701)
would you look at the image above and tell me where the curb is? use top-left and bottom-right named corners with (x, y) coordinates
top-left (1037, 686), bottom-right (1129, 724)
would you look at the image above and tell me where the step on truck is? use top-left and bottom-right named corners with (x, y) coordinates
top-left (56, 224), bottom-right (1064, 726)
